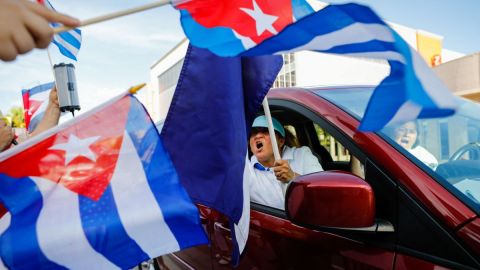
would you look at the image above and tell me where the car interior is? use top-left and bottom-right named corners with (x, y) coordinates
top-left (255, 106), bottom-right (362, 177)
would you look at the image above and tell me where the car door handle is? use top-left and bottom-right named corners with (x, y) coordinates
top-left (214, 222), bottom-right (230, 232)
top-left (214, 222), bottom-right (232, 241)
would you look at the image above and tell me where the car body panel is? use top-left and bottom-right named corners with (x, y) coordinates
top-left (394, 254), bottom-right (452, 270)
top-left (210, 208), bottom-right (396, 270)
top-left (457, 217), bottom-right (480, 258)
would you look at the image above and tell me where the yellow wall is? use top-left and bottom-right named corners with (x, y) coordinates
top-left (463, 92), bottom-right (480, 102)
top-left (416, 32), bottom-right (443, 67)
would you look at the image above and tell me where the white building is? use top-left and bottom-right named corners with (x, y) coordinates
top-left (147, 41), bottom-right (188, 123)
top-left (146, 21), bottom-right (464, 122)
top-left (434, 52), bottom-right (480, 102)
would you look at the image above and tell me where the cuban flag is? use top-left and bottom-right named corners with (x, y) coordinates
top-left (173, 1), bottom-right (458, 131)
top-left (161, 44), bottom-right (283, 265)
top-left (22, 82), bottom-right (54, 132)
top-left (0, 92), bottom-right (207, 269)
top-left (37, 0), bottom-right (82, 61)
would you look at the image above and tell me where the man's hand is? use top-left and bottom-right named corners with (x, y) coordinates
top-left (272, 159), bottom-right (299, 183)
top-left (0, 0), bottom-right (79, 61)
top-left (0, 119), bottom-right (14, 151)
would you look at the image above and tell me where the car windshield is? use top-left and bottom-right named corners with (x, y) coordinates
top-left (315, 87), bottom-right (480, 211)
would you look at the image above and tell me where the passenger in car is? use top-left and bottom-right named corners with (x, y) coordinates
top-left (248, 115), bottom-right (323, 210)
top-left (390, 121), bottom-right (438, 170)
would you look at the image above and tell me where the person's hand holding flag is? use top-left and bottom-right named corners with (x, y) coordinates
top-left (22, 82), bottom-right (55, 132)
top-left (0, 0), bottom-right (79, 61)
top-left (28, 86), bottom-right (61, 137)
top-left (37, 0), bottom-right (82, 61)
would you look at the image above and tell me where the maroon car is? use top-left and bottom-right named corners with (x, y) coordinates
top-left (157, 86), bottom-right (480, 270)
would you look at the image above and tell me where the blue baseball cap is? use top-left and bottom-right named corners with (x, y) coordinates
top-left (252, 115), bottom-right (285, 137)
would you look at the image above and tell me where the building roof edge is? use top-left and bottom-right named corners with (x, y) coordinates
top-left (150, 37), bottom-right (188, 69)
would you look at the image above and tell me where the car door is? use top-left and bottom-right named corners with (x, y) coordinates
top-left (210, 101), bottom-right (397, 269)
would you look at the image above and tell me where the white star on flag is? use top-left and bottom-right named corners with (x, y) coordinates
top-left (240, 0), bottom-right (279, 36)
top-left (49, 134), bottom-right (100, 165)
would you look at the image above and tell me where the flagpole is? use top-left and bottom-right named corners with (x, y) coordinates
top-left (46, 47), bottom-right (59, 97)
top-left (47, 46), bottom-right (58, 91)
top-left (53, 0), bottom-right (172, 34)
top-left (46, 48), bottom-right (55, 75)
top-left (262, 98), bottom-right (281, 161)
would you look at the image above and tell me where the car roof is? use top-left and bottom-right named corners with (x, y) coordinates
top-left (270, 85), bottom-right (376, 93)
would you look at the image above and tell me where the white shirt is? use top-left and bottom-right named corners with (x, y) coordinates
top-left (409, 145), bottom-right (438, 170)
top-left (248, 146), bottom-right (323, 210)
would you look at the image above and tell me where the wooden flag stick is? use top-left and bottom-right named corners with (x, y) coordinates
top-left (263, 97), bottom-right (290, 195)
top-left (54, 0), bottom-right (171, 34)
top-left (128, 83), bottom-right (147, 95)
top-left (262, 98), bottom-right (281, 161)
top-left (46, 48), bottom-right (59, 96)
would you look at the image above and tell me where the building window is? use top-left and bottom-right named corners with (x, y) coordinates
top-left (314, 123), bottom-right (350, 162)
top-left (273, 53), bottom-right (296, 88)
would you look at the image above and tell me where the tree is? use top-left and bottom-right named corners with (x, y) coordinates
top-left (7, 106), bottom-right (25, 128)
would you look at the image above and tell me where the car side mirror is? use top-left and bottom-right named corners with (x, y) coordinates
top-left (286, 171), bottom-right (376, 229)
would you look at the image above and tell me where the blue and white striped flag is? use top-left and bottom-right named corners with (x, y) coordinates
top-left (174, 2), bottom-right (458, 131)
top-left (38, 0), bottom-right (82, 61)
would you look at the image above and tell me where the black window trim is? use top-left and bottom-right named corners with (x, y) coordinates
top-left (396, 185), bottom-right (480, 269)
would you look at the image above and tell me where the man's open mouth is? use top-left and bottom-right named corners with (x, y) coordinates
top-left (256, 141), bottom-right (263, 150)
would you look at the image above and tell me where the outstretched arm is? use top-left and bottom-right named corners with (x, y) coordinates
top-left (29, 87), bottom-right (61, 137)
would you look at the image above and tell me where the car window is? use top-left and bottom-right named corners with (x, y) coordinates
top-left (381, 115), bottom-right (480, 210)
top-left (284, 125), bottom-right (301, 147)
top-left (314, 123), bottom-right (351, 163)
top-left (313, 123), bottom-right (366, 178)
top-left (248, 109), bottom-right (365, 211)
top-left (315, 87), bottom-right (480, 212)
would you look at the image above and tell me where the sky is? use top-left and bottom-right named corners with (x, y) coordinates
top-left (0, 0), bottom-right (184, 115)
top-left (328, 0), bottom-right (480, 54)
top-left (0, 0), bottom-right (479, 115)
